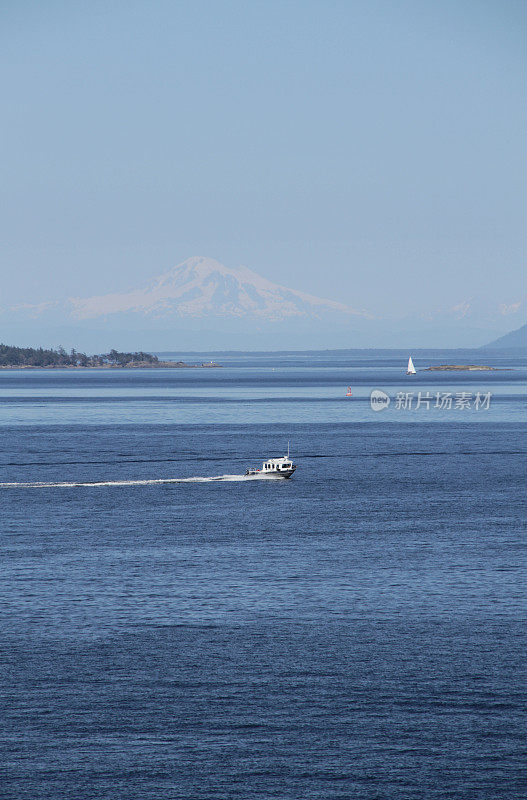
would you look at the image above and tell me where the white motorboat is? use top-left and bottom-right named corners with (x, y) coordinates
top-left (245, 444), bottom-right (297, 479)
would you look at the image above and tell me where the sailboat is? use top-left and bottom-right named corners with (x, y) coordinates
top-left (407, 356), bottom-right (416, 375)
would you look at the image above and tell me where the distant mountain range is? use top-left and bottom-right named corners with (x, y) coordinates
top-left (1, 256), bottom-right (525, 350)
top-left (13, 257), bottom-right (371, 323)
top-left (483, 323), bottom-right (527, 350)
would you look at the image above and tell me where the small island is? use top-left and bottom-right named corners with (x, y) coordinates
top-left (0, 344), bottom-right (221, 369)
top-left (424, 364), bottom-right (499, 371)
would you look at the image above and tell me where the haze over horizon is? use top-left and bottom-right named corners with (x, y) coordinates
top-left (1, 0), bottom-right (526, 345)
top-left (2, 255), bottom-right (525, 351)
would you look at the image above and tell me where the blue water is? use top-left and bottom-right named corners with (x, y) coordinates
top-left (1, 353), bottom-right (526, 799)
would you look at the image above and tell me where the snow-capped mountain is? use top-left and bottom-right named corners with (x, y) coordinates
top-left (1, 257), bottom-right (374, 350)
top-left (417, 295), bottom-right (527, 326)
top-left (2, 257), bottom-right (525, 350)
top-left (52, 257), bottom-right (370, 322)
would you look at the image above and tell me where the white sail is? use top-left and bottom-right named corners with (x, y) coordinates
top-left (407, 356), bottom-right (416, 374)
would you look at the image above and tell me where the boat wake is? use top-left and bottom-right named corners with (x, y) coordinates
top-left (0, 473), bottom-right (277, 489)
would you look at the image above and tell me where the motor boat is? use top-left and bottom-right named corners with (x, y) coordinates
top-left (245, 444), bottom-right (297, 479)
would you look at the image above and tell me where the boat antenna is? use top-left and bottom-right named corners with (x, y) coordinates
top-left (287, 440), bottom-right (290, 459)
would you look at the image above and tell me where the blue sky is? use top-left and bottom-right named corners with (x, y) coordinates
top-left (1, 0), bottom-right (526, 316)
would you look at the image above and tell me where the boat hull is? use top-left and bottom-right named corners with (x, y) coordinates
top-left (245, 466), bottom-right (296, 479)
top-left (267, 468), bottom-right (296, 479)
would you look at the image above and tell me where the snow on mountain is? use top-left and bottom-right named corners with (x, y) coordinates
top-left (64, 257), bottom-right (371, 322)
top-left (3, 258), bottom-right (524, 350)
top-left (415, 294), bottom-right (527, 326)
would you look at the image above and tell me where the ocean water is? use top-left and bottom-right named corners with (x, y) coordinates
top-left (1, 353), bottom-right (526, 799)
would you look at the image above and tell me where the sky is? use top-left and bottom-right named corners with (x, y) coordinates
top-left (1, 0), bottom-right (526, 317)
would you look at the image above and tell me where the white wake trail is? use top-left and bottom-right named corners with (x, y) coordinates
top-left (0, 473), bottom-right (272, 489)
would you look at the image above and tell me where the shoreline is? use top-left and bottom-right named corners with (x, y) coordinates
top-left (0, 362), bottom-right (221, 370)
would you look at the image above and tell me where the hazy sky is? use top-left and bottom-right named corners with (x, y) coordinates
top-left (1, 0), bottom-right (526, 315)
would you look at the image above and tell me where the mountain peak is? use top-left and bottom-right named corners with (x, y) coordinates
top-left (65, 257), bottom-right (370, 322)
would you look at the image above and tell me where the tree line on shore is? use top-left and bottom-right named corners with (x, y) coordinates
top-left (0, 344), bottom-right (159, 368)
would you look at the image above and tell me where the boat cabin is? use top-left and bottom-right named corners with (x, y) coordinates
top-left (263, 457), bottom-right (293, 473)
top-left (245, 445), bottom-right (296, 478)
